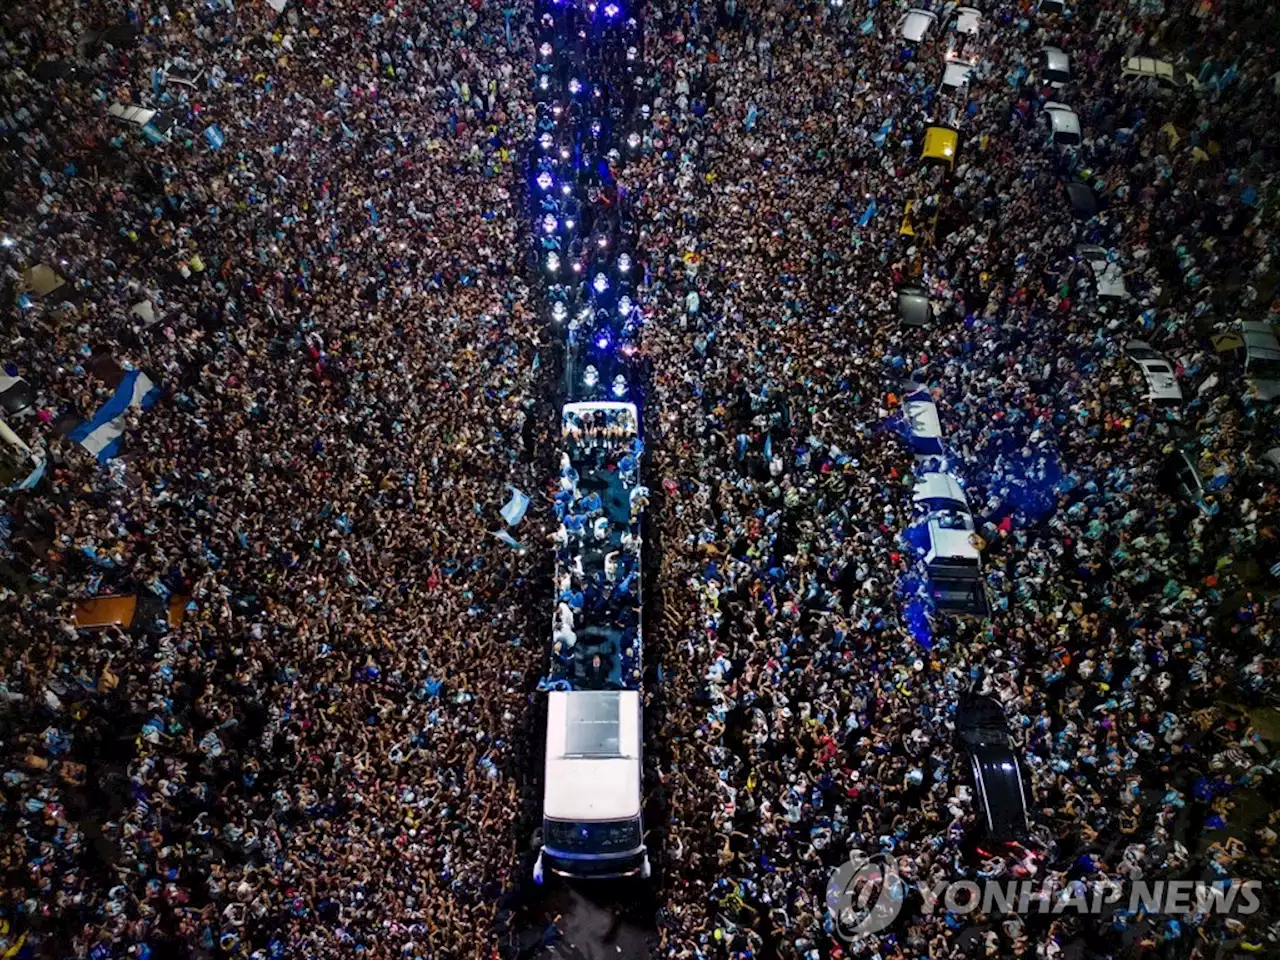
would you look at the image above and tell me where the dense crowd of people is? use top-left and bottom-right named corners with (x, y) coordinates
top-left (2, 0), bottom-right (1280, 957)
top-left (2, 0), bottom-right (548, 956)
top-left (632, 0), bottom-right (1280, 956)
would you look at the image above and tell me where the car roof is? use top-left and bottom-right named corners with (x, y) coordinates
top-left (1045, 102), bottom-right (1080, 134)
top-left (901, 8), bottom-right (938, 38)
top-left (922, 125), bottom-right (959, 162)
top-left (1043, 46), bottom-right (1069, 72)
top-left (942, 59), bottom-right (975, 88)
top-left (898, 290), bottom-right (933, 326)
top-left (1064, 180), bottom-right (1097, 215)
top-left (969, 745), bottom-right (1029, 840)
top-left (1124, 56), bottom-right (1176, 80)
top-left (954, 7), bottom-right (982, 32)
top-left (1125, 339), bottom-right (1161, 358)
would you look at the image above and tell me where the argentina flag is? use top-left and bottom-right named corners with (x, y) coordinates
top-left (67, 369), bottom-right (161, 462)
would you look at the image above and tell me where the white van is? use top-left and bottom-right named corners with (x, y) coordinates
top-left (536, 690), bottom-right (649, 881)
top-left (1121, 57), bottom-right (1198, 91)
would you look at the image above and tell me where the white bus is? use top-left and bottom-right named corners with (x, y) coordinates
top-left (535, 400), bottom-right (649, 881)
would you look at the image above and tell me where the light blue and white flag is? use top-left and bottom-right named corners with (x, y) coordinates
top-left (500, 487), bottom-right (530, 527)
top-left (67, 369), bottom-right (161, 462)
top-left (203, 124), bottom-right (225, 150)
top-left (492, 529), bottom-right (526, 551)
top-left (10, 457), bottom-right (46, 491)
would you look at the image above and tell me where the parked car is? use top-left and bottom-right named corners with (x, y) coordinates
top-left (952, 5), bottom-right (982, 34)
top-left (0, 373), bottom-right (35, 421)
top-left (956, 693), bottom-right (1030, 841)
top-left (1044, 101), bottom-right (1081, 146)
top-left (941, 53), bottom-right (976, 89)
top-left (922, 125), bottom-right (959, 167)
top-left (1121, 56), bottom-right (1199, 91)
top-left (897, 285), bottom-right (935, 328)
top-left (1158, 440), bottom-right (1205, 504)
top-left (1064, 180), bottom-right (1098, 219)
top-left (1041, 45), bottom-right (1070, 87)
top-left (1073, 243), bottom-right (1129, 300)
top-left (1240, 320), bottom-right (1280, 401)
top-left (1124, 340), bottom-right (1183, 407)
top-left (898, 8), bottom-right (938, 42)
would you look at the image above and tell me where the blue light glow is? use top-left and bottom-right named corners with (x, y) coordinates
top-left (593, 272), bottom-right (609, 293)
top-left (596, 335), bottom-right (610, 350)
top-left (590, 120), bottom-right (602, 137)
top-left (617, 253), bottom-right (631, 272)
top-left (569, 78), bottom-right (582, 95)
top-left (539, 132), bottom-right (554, 150)
top-left (537, 171), bottom-right (553, 191)
top-left (542, 214), bottom-right (558, 234)
top-left (583, 365), bottom-right (599, 388)
top-left (618, 296), bottom-right (633, 315)
top-left (539, 42), bottom-right (553, 57)
top-left (546, 252), bottom-right (560, 272)
top-left (612, 375), bottom-right (627, 398)
top-left (604, 3), bottom-right (620, 16)
top-left (552, 301), bottom-right (567, 321)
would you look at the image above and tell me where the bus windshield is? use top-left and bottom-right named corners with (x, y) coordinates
top-left (544, 817), bottom-right (642, 854)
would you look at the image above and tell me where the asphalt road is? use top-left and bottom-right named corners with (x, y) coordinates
top-left (512, 879), bottom-right (658, 960)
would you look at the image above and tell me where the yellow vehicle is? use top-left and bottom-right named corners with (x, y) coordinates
top-left (922, 126), bottom-right (959, 167)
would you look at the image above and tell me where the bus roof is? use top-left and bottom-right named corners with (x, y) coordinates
top-left (544, 690), bottom-right (642, 822)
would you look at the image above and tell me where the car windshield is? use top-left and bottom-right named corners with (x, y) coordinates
top-left (1146, 362), bottom-right (1172, 374)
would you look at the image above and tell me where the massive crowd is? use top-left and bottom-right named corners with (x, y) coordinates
top-left (631, 0), bottom-right (1280, 957)
top-left (2, 0), bottom-right (547, 957)
top-left (1, 0), bottom-right (1279, 957)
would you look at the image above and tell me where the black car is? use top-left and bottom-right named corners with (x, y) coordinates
top-left (897, 285), bottom-right (934, 328)
top-left (955, 692), bottom-right (1030, 841)
top-left (1064, 180), bottom-right (1098, 219)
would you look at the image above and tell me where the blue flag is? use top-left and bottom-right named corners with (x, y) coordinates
top-left (204, 125), bottom-right (225, 150)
